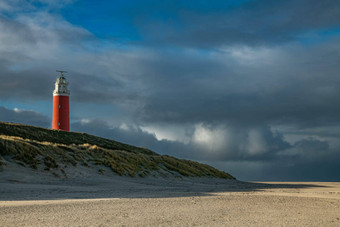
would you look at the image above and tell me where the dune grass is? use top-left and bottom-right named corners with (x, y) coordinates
top-left (0, 122), bottom-right (235, 179)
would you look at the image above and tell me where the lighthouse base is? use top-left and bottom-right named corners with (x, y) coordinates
top-left (52, 95), bottom-right (69, 131)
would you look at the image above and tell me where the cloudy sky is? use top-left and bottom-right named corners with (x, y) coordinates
top-left (1, 0), bottom-right (340, 181)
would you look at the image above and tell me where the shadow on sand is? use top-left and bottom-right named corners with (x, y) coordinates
top-left (0, 177), bottom-right (329, 201)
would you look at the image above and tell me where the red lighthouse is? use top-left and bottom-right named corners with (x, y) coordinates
top-left (52, 70), bottom-right (70, 131)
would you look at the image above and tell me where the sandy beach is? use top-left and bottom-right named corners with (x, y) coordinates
top-left (1, 166), bottom-right (339, 227)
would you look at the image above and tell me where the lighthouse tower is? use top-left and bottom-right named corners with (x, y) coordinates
top-left (52, 70), bottom-right (70, 131)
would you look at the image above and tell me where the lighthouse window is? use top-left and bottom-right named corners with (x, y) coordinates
top-left (58, 122), bottom-right (60, 126)
top-left (58, 105), bottom-right (61, 109)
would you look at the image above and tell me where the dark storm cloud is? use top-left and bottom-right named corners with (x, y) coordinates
top-left (69, 72), bottom-right (141, 104)
top-left (0, 65), bottom-right (132, 105)
top-left (0, 67), bottom-right (52, 101)
top-left (209, 147), bottom-right (340, 181)
top-left (0, 106), bottom-right (50, 128)
top-left (133, 38), bottom-right (340, 129)
top-left (235, 138), bottom-right (340, 181)
top-left (130, 0), bottom-right (340, 47)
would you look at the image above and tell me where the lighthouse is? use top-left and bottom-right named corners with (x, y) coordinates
top-left (52, 70), bottom-right (70, 131)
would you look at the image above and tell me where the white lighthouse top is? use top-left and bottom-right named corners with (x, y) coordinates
top-left (53, 71), bottom-right (70, 96)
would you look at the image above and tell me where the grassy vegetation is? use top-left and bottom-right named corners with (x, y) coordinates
top-left (0, 122), bottom-right (156, 155)
top-left (0, 122), bottom-right (235, 179)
